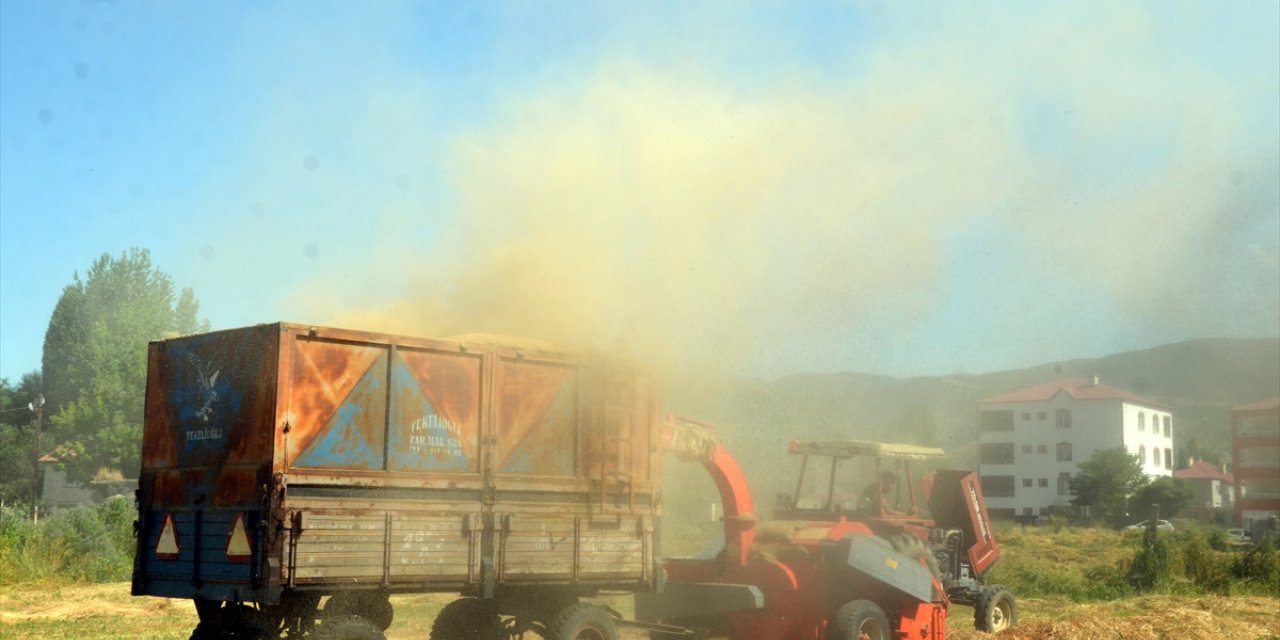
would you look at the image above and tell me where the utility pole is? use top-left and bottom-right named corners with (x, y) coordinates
top-left (29, 394), bottom-right (44, 524)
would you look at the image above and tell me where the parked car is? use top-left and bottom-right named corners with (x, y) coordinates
top-left (1125, 519), bottom-right (1174, 532)
top-left (1226, 528), bottom-right (1253, 544)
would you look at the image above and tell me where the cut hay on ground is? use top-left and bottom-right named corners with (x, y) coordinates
top-left (949, 596), bottom-right (1280, 640)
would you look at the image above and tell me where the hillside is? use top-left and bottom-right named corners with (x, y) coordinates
top-left (658, 337), bottom-right (1280, 529)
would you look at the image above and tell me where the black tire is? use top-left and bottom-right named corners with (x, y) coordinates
top-left (190, 622), bottom-right (234, 640)
top-left (188, 603), bottom-right (269, 640)
top-left (545, 603), bottom-right (620, 640)
top-left (828, 599), bottom-right (891, 640)
top-left (268, 592), bottom-right (321, 637)
top-left (311, 615), bottom-right (386, 640)
top-left (974, 584), bottom-right (1017, 633)
top-left (325, 591), bottom-right (394, 631)
top-left (189, 622), bottom-right (270, 640)
top-left (429, 598), bottom-right (503, 640)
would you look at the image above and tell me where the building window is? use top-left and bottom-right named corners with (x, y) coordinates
top-left (1056, 442), bottom-right (1073, 461)
top-left (1164, 448), bottom-right (1172, 470)
top-left (1022, 478), bottom-right (1032, 488)
top-left (1239, 447), bottom-right (1280, 468)
top-left (981, 475), bottom-right (1016, 497)
top-left (1163, 416), bottom-right (1171, 438)
top-left (1037, 412), bottom-right (1046, 420)
top-left (1139, 412), bottom-right (1145, 431)
top-left (1056, 409), bottom-right (1072, 428)
top-left (1023, 507), bottom-right (1035, 517)
top-left (1021, 412), bottom-right (1031, 421)
top-left (1038, 478), bottom-right (1048, 487)
top-left (1153, 448), bottom-right (1160, 466)
top-left (1238, 415), bottom-right (1280, 438)
top-left (980, 442), bottom-right (1015, 464)
top-left (1139, 445), bottom-right (1146, 462)
top-left (1241, 477), bottom-right (1280, 499)
top-left (1022, 445), bottom-right (1032, 454)
top-left (1038, 444), bottom-right (1048, 455)
top-left (1057, 472), bottom-right (1072, 495)
top-left (980, 410), bottom-right (1015, 432)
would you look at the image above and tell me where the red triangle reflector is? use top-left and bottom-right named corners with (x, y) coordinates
top-left (155, 514), bottom-right (180, 560)
top-left (225, 513), bottom-right (252, 562)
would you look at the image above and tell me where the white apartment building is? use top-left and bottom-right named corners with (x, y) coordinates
top-left (977, 376), bottom-right (1173, 520)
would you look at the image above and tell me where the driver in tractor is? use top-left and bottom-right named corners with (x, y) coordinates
top-left (859, 470), bottom-right (906, 517)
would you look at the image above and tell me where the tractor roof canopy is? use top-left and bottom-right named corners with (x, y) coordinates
top-left (788, 440), bottom-right (945, 460)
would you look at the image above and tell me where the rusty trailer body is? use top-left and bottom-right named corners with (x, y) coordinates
top-left (132, 322), bottom-right (660, 613)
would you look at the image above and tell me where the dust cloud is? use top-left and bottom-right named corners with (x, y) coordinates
top-left (282, 4), bottom-right (1278, 376)
top-left (310, 63), bottom-right (1011, 372)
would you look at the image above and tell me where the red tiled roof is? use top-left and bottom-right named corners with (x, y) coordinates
top-left (1233, 397), bottom-right (1280, 413)
top-left (979, 377), bottom-right (1170, 409)
top-left (1173, 460), bottom-right (1234, 483)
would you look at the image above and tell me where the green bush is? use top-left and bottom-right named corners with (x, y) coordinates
top-left (1177, 529), bottom-right (1232, 594)
top-left (1206, 528), bottom-right (1229, 552)
top-left (1231, 533), bottom-right (1280, 595)
top-left (1128, 527), bottom-right (1172, 590)
top-left (0, 497), bottom-right (135, 584)
top-left (1081, 562), bottom-right (1134, 600)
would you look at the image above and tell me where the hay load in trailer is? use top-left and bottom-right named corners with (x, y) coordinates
top-left (133, 322), bottom-right (660, 639)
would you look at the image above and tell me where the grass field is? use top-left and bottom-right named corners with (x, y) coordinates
top-left (2, 520), bottom-right (1278, 639)
top-left (2, 582), bottom-right (1279, 639)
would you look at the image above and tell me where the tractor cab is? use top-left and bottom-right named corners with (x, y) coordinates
top-left (774, 439), bottom-right (944, 530)
top-left (773, 438), bottom-right (1013, 632)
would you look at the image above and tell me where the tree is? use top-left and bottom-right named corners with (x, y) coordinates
top-left (1070, 447), bottom-right (1149, 527)
top-left (41, 249), bottom-right (209, 482)
top-left (1128, 476), bottom-right (1195, 520)
top-left (0, 373), bottom-right (42, 505)
top-left (1178, 436), bottom-right (1223, 469)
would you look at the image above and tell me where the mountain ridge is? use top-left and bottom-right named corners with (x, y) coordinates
top-left (660, 337), bottom-right (1279, 505)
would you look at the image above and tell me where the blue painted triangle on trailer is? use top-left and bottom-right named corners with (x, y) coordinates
top-left (499, 380), bottom-right (575, 476)
top-left (294, 352), bottom-right (387, 469)
top-left (388, 351), bottom-right (472, 472)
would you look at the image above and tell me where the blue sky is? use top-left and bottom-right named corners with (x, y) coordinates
top-left (2, 1), bottom-right (1278, 381)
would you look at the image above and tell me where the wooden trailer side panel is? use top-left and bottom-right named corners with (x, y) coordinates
top-left (274, 326), bottom-right (659, 591)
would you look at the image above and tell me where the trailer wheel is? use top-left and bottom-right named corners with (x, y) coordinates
top-left (429, 598), bottom-right (502, 640)
top-left (829, 599), bottom-right (891, 640)
top-left (545, 603), bottom-right (619, 640)
top-left (311, 615), bottom-right (386, 640)
top-left (190, 622), bottom-right (246, 640)
top-left (974, 585), bottom-right (1017, 633)
top-left (188, 603), bottom-right (269, 640)
top-left (325, 591), bottom-right (394, 631)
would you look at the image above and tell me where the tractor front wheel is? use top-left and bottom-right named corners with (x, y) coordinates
top-left (829, 599), bottom-right (891, 640)
top-left (974, 585), bottom-right (1017, 633)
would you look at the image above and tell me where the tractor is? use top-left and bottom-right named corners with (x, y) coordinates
top-left (636, 419), bottom-right (1016, 640)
